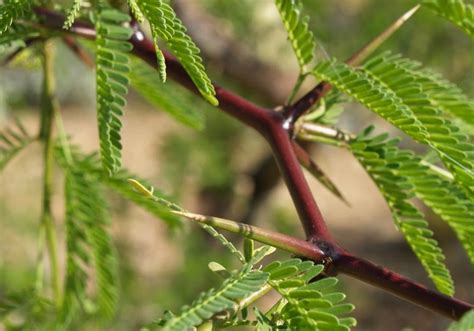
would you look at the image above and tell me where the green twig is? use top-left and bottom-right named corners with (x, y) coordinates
top-left (128, 179), bottom-right (326, 262)
top-left (286, 73), bottom-right (308, 105)
top-left (39, 39), bottom-right (61, 308)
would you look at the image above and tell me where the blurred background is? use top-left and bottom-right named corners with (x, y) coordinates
top-left (0, 0), bottom-right (473, 330)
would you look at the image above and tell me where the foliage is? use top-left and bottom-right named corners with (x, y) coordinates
top-left (312, 56), bottom-right (474, 197)
top-left (351, 129), bottom-right (455, 295)
top-left (0, 0), bottom-right (31, 34)
top-left (0, 0), bottom-right (473, 330)
top-left (448, 309), bottom-right (474, 331)
top-left (136, 0), bottom-right (217, 105)
top-left (129, 56), bottom-right (206, 130)
top-left (95, 7), bottom-right (133, 175)
top-left (422, 0), bottom-right (474, 38)
top-left (0, 118), bottom-right (34, 171)
top-left (62, 0), bottom-right (83, 30)
top-left (264, 259), bottom-right (356, 330)
top-left (56, 145), bottom-right (119, 326)
top-left (275, 0), bottom-right (316, 73)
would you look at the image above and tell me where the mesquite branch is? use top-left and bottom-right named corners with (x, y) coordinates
top-left (32, 7), bottom-right (473, 320)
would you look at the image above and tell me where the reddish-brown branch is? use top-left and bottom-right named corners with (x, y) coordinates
top-left (62, 35), bottom-right (94, 68)
top-left (335, 252), bottom-right (473, 320)
top-left (283, 81), bottom-right (332, 132)
top-left (32, 7), bottom-right (474, 320)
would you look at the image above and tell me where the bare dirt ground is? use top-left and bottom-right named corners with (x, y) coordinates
top-left (1, 107), bottom-right (473, 330)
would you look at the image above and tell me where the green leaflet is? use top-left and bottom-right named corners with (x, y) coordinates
top-left (447, 309), bottom-right (474, 331)
top-left (137, 0), bottom-right (218, 105)
top-left (350, 130), bottom-right (455, 295)
top-left (264, 258), bottom-right (356, 330)
top-left (422, 0), bottom-right (474, 39)
top-left (127, 0), bottom-right (144, 22)
top-left (56, 146), bottom-right (119, 326)
top-left (405, 61), bottom-right (474, 128)
top-left (129, 56), bottom-right (206, 130)
top-left (57, 143), bottom-right (181, 227)
top-left (365, 51), bottom-right (474, 128)
top-left (0, 119), bottom-right (34, 171)
top-left (200, 224), bottom-right (246, 263)
top-left (352, 128), bottom-right (474, 268)
top-left (0, 0), bottom-right (31, 35)
top-left (274, 0), bottom-right (316, 72)
top-left (162, 266), bottom-right (269, 331)
top-left (312, 58), bottom-right (474, 197)
top-left (95, 7), bottom-right (133, 175)
top-left (63, 0), bottom-right (83, 30)
top-left (362, 52), bottom-right (474, 195)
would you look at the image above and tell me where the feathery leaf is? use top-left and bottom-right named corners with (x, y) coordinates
top-left (352, 128), bottom-right (474, 268)
top-left (63, 0), bottom-right (83, 30)
top-left (0, 119), bottom-right (34, 172)
top-left (95, 7), bottom-right (132, 175)
top-left (264, 258), bottom-right (356, 330)
top-left (162, 265), bottom-right (269, 331)
top-left (422, 0), bottom-right (474, 38)
top-left (312, 57), bottom-right (474, 196)
top-left (0, 0), bottom-right (31, 35)
top-left (351, 129), bottom-right (455, 295)
top-left (137, 0), bottom-right (218, 105)
top-left (56, 145), bottom-right (119, 325)
top-left (274, 0), bottom-right (316, 72)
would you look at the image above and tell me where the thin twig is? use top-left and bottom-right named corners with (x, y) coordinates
top-left (285, 5), bottom-right (420, 129)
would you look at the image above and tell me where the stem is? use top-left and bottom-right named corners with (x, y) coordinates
top-left (336, 252), bottom-right (473, 320)
top-left (286, 73), bottom-right (307, 105)
top-left (236, 284), bottom-right (273, 313)
top-left (39, 39), bottom-right (61, 307)
top-left (172, 210), bottom-right (326, 262)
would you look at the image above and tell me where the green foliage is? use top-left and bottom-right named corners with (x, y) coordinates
top-left (0, 118), bottom-right (34, 171)
top-left (63, 0), bottom-right (83, 30)
top-left (264, 258), bottom-right (356, 330)
top-left (274, 0), bottom-right (316, 72)
top-left (447, 309), bottom-right (474, 331)
top-left (351, 129), bottom-right (455, 295)
top-left (95, 7), bottom-right (133, 175)
top-left (422, 0), bottom-right (474, 38)
top-left (161, 264), bottom-right (269, 331)
top-left (312, 57), bottom-right (474, 196)
top-left (59, 144), bottom-right (181, 227)
top-left (129, 56), bottom-right (205, 130)
top-left (0, 26), bottom-right (38, 53)
top-left (137, 0), bottom-right (218, 105)
top-left (362, 52), bottom-right (474, 193)
top-left (56, 143), bottom-right (119, 325)
top-left (0, 0), bottom-right (31, 34)
top-left (200, 224), bottom-right (246, 263)
top-left (127, 0), bottom-right (144, 22)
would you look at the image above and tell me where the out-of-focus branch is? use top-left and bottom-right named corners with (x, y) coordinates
top-left (62, 35), bottom-right (94, 68)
